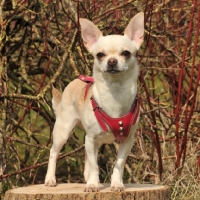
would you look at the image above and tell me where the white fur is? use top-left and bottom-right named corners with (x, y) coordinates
top-left (45, 12), bottom-right (144, 192)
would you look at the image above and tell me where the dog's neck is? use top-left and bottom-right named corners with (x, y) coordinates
top-left (92, 66), bottom-right (139, 118)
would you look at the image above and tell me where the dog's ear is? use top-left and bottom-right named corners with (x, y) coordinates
top-left (79, 18), bottom-right (102, 51)
top-left (124, 12), bottom-right (144, 49)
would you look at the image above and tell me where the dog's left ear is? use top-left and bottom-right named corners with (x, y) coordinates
top-left (124, 12), bottom-right (144, 49)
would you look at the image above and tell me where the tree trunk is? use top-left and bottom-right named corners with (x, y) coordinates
top-left (4, 183), bottom-right (171, 200)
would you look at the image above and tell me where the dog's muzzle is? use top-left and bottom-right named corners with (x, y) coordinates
top-left (106, 58), bottom-right (120, 74)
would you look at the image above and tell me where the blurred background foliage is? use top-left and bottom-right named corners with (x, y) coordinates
top-left (0, 0), bottom-right (200, 199)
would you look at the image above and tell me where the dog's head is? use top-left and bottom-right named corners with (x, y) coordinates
top-left (80, 12), bottom-right (144, 75)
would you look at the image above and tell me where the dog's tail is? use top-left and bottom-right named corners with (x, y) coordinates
top-left (52, 86), bottom-right (62, 114)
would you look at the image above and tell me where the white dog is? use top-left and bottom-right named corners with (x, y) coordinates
top-left (45, 12), bottom-right (144, 192)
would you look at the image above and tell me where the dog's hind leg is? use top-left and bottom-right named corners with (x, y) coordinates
top-left (45, 105), bottom-right (77, 186)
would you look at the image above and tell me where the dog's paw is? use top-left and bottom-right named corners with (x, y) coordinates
top-left (111, 183), bottom-right (125, 192)
top-left (45, 176), bottom-right (57, 187)
top-left (84, 184), bottom-right (99, 192)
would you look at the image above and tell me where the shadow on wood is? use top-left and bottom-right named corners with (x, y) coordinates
top-left (4, 183), bottom-right (171, 200)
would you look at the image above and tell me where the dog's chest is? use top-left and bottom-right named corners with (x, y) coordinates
top-left (93, 82), bottom-right (137, 117)
top-left (78, 76), bottom-right (139, 143)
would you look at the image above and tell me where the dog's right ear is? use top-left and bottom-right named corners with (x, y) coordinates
top-left (79, 18), bottom-right (102, 51)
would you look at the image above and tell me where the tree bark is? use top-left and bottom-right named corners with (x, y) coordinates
top-left (0, 53), bottom-right (7, 197)
top-left (4, 183), bottom-right (171, 200)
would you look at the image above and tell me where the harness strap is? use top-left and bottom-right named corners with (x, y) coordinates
top-left (78, 75), bottom-right (94, 100)
top-left (91, 96), bottom-right (140, 143)
top-left (91, 97), bottom-right (109, 132)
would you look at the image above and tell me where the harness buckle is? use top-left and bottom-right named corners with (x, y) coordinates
top-left (93, 106), bottom-right (100, 111)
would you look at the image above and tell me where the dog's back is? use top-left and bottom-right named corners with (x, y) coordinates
top-left (52, 79), bottom-right (93, 119)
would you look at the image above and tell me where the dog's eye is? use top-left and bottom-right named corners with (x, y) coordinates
top-left (121, 51), bottom-right (131, 57)
top-left (96, 52), bottom-right (105, 59)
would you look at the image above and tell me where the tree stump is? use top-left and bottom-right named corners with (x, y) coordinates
top-left (4, 183), bottom-right (171, 200)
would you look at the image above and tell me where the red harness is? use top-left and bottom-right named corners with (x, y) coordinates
top-left (78, 75), bottom-right (140, 143)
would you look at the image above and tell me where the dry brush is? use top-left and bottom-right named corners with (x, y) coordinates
top-left (0, 0), bottom-right (199, 199)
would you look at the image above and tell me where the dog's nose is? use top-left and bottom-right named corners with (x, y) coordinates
top-left (107, 58), bottom-right (118, 67)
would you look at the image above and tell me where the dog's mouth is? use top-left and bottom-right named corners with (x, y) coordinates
top-left (106, 69), bottom-right (121, 74)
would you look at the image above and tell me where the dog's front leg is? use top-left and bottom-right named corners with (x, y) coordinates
top-left (111, 126), bottom-right (137, 191)
top-left (84, 135), bottom-right (99, 192)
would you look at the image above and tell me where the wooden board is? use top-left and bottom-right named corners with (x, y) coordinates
top-left (4, 183), bottom-right (171, 200)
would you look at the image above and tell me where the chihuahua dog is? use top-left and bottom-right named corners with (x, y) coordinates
top-left (45, 12), bottom-right (144, 192)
